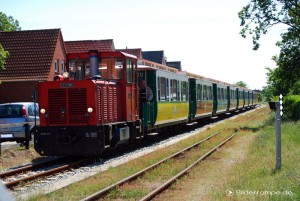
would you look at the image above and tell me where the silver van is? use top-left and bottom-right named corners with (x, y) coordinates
top-left (0, 102), bottom-right (39, 143)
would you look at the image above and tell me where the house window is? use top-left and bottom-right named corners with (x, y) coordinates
top-left (55, 59), bottom-right (59, 73)
top-left (61, 60), bottom-right (65, 72)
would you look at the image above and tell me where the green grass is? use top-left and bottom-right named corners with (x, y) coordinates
top-left (211, 120), bottom-right (300, 201)
top-left (26, 107), bottom-right (275, 200)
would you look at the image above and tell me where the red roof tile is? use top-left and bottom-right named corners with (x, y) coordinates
top-left (0, 29), bottom-right (62, 82)
top-left (64, 40), bottom-right (115, 54)
top-left (117, 48), bottom-right (142, 59)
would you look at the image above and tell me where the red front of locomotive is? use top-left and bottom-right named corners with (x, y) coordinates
top-left (38, 80), bottom-right (99, 126)
top-left (35, 80), bottom-right (107, 156)
top-left (34, 51), bottom-right (138, 156)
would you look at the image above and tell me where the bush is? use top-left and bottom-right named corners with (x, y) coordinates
top-left (283, 95), bottom-right (300, 121)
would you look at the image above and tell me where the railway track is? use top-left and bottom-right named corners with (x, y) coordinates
top-left (79, 106), bottom-right (268, 200)
top-left (81, 131), bottom-right (237, 201)
top-left (3, 106), bottom-right (268, 199)
top-left (0, 156), bottom-right (98, 189)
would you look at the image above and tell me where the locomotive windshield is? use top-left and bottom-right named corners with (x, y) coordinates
top-left (68, 58), bottom-right (123, 80)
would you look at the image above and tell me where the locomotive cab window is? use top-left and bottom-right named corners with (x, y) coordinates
top-left (126, 59), bottom-right (136, 83)
top-left (68, 58), bottom-right (124, 80)
top-left (101, 58), bottom-right (124, 80)
top-left (68, 59), bottom-right (87, 80)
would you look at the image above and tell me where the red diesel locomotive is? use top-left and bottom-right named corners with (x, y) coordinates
top-left (35, 51), bottom-right (143, 155)
top-left (34, 50), bottom-right (259, 156)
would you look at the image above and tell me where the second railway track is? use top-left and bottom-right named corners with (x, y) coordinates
top-left (80, 106), bottom-right (269, 200)
top-left (3, 106), bottom-right (269, 200)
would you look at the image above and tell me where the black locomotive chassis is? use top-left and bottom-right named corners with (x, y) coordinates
top-left (34, 125), bottom-right (105, 156)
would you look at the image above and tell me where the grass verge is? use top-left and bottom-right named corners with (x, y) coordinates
top-left (210, 120), bottom-right (300, 201)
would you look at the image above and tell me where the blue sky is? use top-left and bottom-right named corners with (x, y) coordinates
top-left (1, 0), bottom-right (285, 89)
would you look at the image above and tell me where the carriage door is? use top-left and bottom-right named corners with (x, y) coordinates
top-left (189, 78), bottom-right (196, 121)
top-left (126, 59), bottom-right (138, 121)
top-left (212, 83), bottom-right (218, 115)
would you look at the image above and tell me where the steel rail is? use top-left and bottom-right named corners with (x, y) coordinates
top-left (0, 157), bottom-right (65, 178)
top-left (140, 132), bottom-right (238, 201)
top-left (80, 131), bottom-right (221, 201)
top-left (4, 157), bottom-right (95, 189)
top-left (81, 108), bottom-right (266, 201)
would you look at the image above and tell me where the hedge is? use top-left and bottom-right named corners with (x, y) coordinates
top-left (283, 95), bottom-right (300, 121)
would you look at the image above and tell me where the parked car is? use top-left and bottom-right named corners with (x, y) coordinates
top-left (0, 102), bottom-right (39, 143)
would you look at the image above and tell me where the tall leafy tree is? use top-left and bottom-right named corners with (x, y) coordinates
top-left (239, 0), bottom-right (300, 96)
top-left (0, 12), bottom-right (21, 31)
top-left (239, 0), bottom-right (300, 50)
top-left (0, 12), bottom-right (21, 71)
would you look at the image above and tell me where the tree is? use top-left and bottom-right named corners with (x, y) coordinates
top-left (234, 81), bottom-right (248, 88)
top-left (0, 12), bottom-right (21, 31)
top-left (0, 44), bottom-right (9, 71)
top-left (238, 0), bottom-right (300, 50)
top-left (239, 0), bottom-right (300, 96)
top-left (0, 12), bottom-right (21, 71)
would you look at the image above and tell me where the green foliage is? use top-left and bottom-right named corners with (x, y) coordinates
top-left (0, 12), bottom-right (21, 71)
top-left (239, 0), bottom-right (300, 50)
top-left (239, 0), bottom-right (300, 99)
top-left (0, 12), bottom-right (21, 31)
top-left (290, 80), bottom-right (300, 95)
top-left (234, 81), bottom-right (248, 88)
top-left (0, 43), bottom-right (9, 71)
top-left (261, 84), bottom-right (275, 101)
top-left (240, 1), bottom-right (300, 97)
top-left (283, 95), bottom-right (300, 121)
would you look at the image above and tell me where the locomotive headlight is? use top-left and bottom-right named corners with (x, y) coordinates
top-left (87, 107), bottom-right (93, 113)
top-left (40, 108), bottom-right (46, 114)
top-left (62, 72), bottom-right (69, 79)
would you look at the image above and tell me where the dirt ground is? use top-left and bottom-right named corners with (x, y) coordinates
top-left (153, 131), bottom-right (257, 201)
top-left (0, 146), bottom-right (42, 171)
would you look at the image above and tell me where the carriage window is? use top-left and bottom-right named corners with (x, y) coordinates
top-left (208, 86), bottom-right (212, 100)
top-left (171, 79), bottom-right (178, 101)
top-left (181, 81), bottom-right (188, 101)
top-left (166, 78), bottom-right (169, 101)
top-left (197, 84), bottom-right (203, 101)
top-left (157, 77), bottom-right (161, 101)
top-left (221, 88), bottom-right (225, 100)
top-left (203, 85), bottom-right (207, 100)
top-left (158, 77), bottom-right (167, 101)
